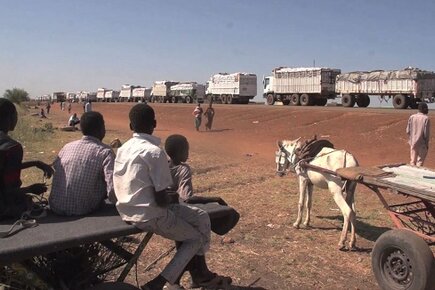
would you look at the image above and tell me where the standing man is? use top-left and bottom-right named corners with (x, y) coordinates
top-left (85, 100), bottom-right (92, 113)
top-left (192, 103), bottom-right (203, 131)
top-left (49, 111), bottom-right (117, 216)
top-left (407, 102), bottom-right (430, 167)
top-left (204, 102), bottom-right (215, 131)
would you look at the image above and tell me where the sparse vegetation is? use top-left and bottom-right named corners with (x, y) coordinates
top-left (3, 88), bottom-right (29, 104)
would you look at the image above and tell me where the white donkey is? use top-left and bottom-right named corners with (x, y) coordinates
top-left (275, 138), bottom-right (359, 250)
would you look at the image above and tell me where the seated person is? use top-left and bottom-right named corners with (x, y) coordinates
top-left (165, 134), bottom-right (239, 236)
top-left (49, 111), bottom-right (117, 216)
top-left (39, 108), bottom-right (47, 118)
top-left (114, 104), bottom-right (231, 290)
top-left (68, 113), bottom-right (80, 127)
top-left (0, 99), bottom-right (53, 220)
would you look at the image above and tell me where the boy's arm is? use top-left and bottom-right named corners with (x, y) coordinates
top-left (21, 160), bottom-right (54, 178)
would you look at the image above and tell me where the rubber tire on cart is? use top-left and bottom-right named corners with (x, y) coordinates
top-left (171, 96), bottom-right (178, 103)
top-left (342, 94), bottom-right (355, 107)
top-left (356, 94), bottom-right (370, 108)
top-left (290, 94), bottom-right (300, 106)
top-left (393, 94), bottom-right (409, 109)
top-left (315, 98), bottom-right (328, 106)
top-left (266, 94), bottom-right (275, 105)
top-left (300, 94), bottom-right (313, 106)
top-left (371, 229), bottom-right (435, 290)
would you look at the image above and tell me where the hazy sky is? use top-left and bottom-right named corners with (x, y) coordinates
top-left (1, 0), bottom-right (434, 100)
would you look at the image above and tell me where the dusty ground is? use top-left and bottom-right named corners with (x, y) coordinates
top-left (40, 102), bottom-right (435, 289)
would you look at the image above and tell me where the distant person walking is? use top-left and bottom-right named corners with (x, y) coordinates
top-left (204, 102), bottom-right (215, 131)
top-left (46, 102), bottom-right (51, 114)
top-left (407, 102), bottom-right (430, 167)
top-left (192, 103), bottom-right (203, 131)
top-left (85, 100), bottom-right (92, 113)
top-left (67, 102), bottom-right (72, 114)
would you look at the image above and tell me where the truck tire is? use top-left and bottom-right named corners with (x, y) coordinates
top-left (171, 96), bottom-right (178, 103)
top-left (221, 95), bottom-right (228, 104)
top-left (185, 96), bottom-right (192, 103)
top-left (356, 94), bottom-right (370, 108)
top-left (227, 95), bottom-right (234, 104)
top-left (371, 229), bottom-right (434, 290)
top-left (342, 94), bottom-right (355, 107)
top-left (266, 94), bottom-right (275, 105)
top-left (315, 98), bottom-right (327, 106)
top-left (300, 94), bottom-right (313, 106)
top-left (290, 94), bottom-right (300, 106)
top-left (393, 94), bottom-right (409, 109)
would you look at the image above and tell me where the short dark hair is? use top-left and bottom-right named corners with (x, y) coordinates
top-left (80, 111), bottom-right (104, 136)
top-left (165, 134), bottom-right (188, 161)
top-left (418, 102), bottom-right (428, 114)
top-left (0, 98), bottom-right (17, 131)
top-left (129, 104), bottom-right (155, 133)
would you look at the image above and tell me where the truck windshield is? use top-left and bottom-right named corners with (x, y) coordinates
top-left (263, 78), bottom-right (270, 88)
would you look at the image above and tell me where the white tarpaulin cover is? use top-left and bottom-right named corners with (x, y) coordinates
top-left (337, 68), bottom-right (435, 83)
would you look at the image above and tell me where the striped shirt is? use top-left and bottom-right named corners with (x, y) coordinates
top-left (49, 136), bottom-right (115, 216)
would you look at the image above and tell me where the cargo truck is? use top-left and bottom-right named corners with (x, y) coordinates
top-left (96, 88), bottom-right (108, 102)
top-left (263, 67), bottom-right (341, 106)
top-left (132, 87), bottom-right (151, 102)
top-left (119, 85), bottom-right (140, 102)
top-left (169, 82), bottom-right (205, 103)
top-left (336, 68), bottom-right (435, 109)
top-left (206, 72), bottom-right (257, 104)
top-left (151, 81), bottom-right (179, 103)
top-left (52, 92), bottom-right (66, 103)
top-left (104, 90), bottom-right (120, 102)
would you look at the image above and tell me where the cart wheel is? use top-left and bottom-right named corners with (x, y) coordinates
top-left (371, 229), bottom-right (434, 290)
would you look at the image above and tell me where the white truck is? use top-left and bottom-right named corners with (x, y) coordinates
top-left (96, 88), bottom-right (108, 102)
top-left (206, 72), bottom-right (257, 104)
top-left (104, 90), bottom-right (120, 102)
top-left (336, 68), bottom-right (435, 109)
top-left (263, 67), bottom-right (341, 106)
top-left (119, 85), bottom-right (140, 102)
top-left (169, 82), bottom-right (205, 103)
top-left (77, 91), bottom-right (97, 103)
top-left (66, 92), bottom-right (77, 103)
top-left (132, 87), bottom-right (152, 102)
top-left (151, 81), bottom-right (179, 103)
top-left (52, 92), bottom-right (66, 103)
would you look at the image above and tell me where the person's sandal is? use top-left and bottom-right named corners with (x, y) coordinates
top-left (191, 274), bottom-right (232, 289)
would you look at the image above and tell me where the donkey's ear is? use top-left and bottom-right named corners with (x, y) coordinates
top-left (295, 137), bottom-right (302, 143)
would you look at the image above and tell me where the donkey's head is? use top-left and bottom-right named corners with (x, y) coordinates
top-left (275, 138), bottom-right (302, 176)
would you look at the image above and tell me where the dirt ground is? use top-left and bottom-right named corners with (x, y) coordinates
top-left (43, 102), bottom-right (435, 289)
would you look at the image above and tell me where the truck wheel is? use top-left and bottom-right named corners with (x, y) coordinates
top-left (221, 95), bottom-right (228, 104)
top-left (393, 94), bottom-right (409, 109)
top-left (356, 94), bottom-right (370, 107)
top-left (342, 94), bottom-right (355, 107)
top-left (227, 95), bottom-right (234, 104)
top-left (300, 94), bottom-right (313, 106)
top-left (315, 98), bottom-right (327, 106)
top-left (371, 229), bottom-right (434, 290)
top-left (282, 96), bottom-right (291, 105)
top-left (266, 94), bottom-right (275, 105)
top-left (290, 94), bottom-right (300, 106)
top-left (171, 96), bottom-right (178, 103)
top-left (185, 96), bottom-right (192, 103)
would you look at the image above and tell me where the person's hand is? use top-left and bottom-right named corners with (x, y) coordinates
top-left (110, 138), bottom-right (122, 149)
top-left (28, 183), bottom-right (48, 195)
top-left (213, 197), bottom-right (228, 206)
top-left (36, 161), bottom-right (54, 178)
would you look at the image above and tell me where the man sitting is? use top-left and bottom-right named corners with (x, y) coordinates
top-left (49, 111), bottom-right (117, 216)
top-left (68, 113), bottom-right (80, 128)
top-left (0, 98), bottom-right (53, 220)
top-left (113, 104), bottom-right (232, 290)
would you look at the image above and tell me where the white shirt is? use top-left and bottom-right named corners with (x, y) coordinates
top-left (113, 133), bottom-right (173, 222)
top-left (85, 102), bottom-right (92, 112)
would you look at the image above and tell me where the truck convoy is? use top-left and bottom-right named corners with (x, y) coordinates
top-left (264, 67), bottom-right (435, 109)
top-left (150, 81), bottom-right (205, 103)
top-left (206, 72), bottom-right (257, 104)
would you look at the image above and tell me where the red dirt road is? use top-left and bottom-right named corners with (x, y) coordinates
top-left (46, 103), bottom-right (435, 289)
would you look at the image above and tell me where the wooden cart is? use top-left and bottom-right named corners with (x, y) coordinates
top-left (304, 163), bottom-right (435, 290)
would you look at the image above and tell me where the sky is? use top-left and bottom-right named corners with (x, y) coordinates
top-left (1, 0), bottom-right (435, 101)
